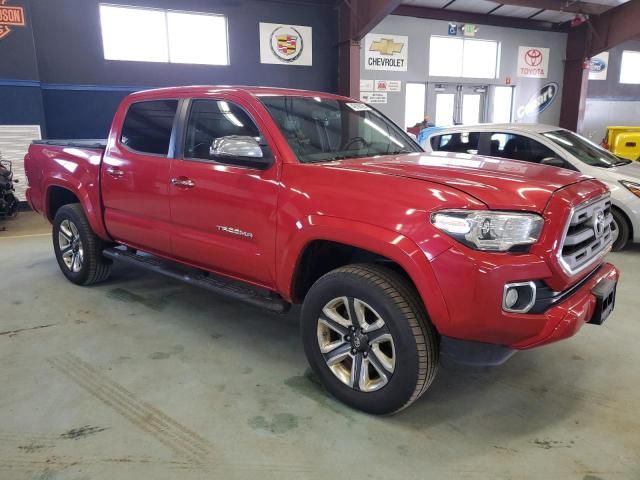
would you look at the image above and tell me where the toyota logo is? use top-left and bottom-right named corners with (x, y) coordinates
top-left (353, 337), bottom-right (361, 348)
top-left (525, 49), bottom-right (543, 67)
top-left (593, 209), bottom-right (606, 238)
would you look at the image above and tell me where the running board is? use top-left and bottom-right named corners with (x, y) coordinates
top-left (103, 247), bottom-right (290, 313)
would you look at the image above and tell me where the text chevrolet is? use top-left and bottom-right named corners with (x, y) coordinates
top-left (24, 87), bottom-right (619, 414)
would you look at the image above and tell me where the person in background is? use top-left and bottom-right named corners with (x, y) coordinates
top-left (415, 116), bottom-right (442, 150)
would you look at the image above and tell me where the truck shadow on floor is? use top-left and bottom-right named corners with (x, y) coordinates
top-left (102, 264), bottom-right (601, 441)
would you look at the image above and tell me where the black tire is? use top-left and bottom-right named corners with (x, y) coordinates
top-left (301, 264), bottom-right (438, 415)
top-left (611, 208), bottom-right (630, 251)
top-left (52, 204), bottom-right (112, 285)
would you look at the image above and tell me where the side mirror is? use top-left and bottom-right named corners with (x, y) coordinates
top-left (210, 136), bottom-right (273, 169)
top-left (541, 157), bottom-right (566, 169)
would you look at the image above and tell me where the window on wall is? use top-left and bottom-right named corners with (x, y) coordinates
top-left (620, 50), bottom-right (640, 84)
top-left (429, 36), bottom-right (499, 79)
top-left (99, 4), bottom-right (229, 65)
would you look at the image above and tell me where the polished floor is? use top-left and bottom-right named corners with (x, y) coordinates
top-left (1, 212), bottom-right (638, 479)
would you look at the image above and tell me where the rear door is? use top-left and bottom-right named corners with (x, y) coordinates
top-left (168, 96), bottom-right (280, 287)
top-left (101, 99), bottom-right (178, 255)
top-left (482, 131), bottom-right (558, 162)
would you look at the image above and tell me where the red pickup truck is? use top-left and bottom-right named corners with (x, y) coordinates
top-left (25, 86), bottom-right (619, 414)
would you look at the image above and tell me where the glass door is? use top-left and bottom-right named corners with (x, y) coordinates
top-left (428, 84), bottom-right (488, 126)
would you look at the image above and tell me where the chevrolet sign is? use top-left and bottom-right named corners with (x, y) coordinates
top-left (365, 34), bottom-right (408, 71)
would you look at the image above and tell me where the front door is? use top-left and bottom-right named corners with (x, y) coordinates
top-left (168, 97), bottom-right (280, 288)
top-left (428, 84), bottom-right (488, 126)
top-left (101, 99), bottom-right (179, 255)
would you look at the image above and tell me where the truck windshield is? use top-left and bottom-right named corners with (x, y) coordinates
top-left (259, 96), bottom-right (420, 163)
top-left (543, 130), bottom-right (631, 168)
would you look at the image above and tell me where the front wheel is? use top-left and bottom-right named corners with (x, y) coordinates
top-left (53, 204), bottom-right (112, 285)
top-left (610, 208), bottom-right (630, 251)
top-left (301, 264), bottom-right (439, 415)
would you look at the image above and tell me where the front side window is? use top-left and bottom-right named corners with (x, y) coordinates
top-left (120, 100), bottom-right (179, 156)
top-left (431, 132), bottom-right (480, 154)
top-left (488, 133), bottom-right (555, 163)
top-left (543, 130), bottom-right (631, 168)
top-left (184, 100), bottom-right (261, 160)
top-left (259, 96), bottom-right (419, 163)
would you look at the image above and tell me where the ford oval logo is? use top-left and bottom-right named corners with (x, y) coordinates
top-left (516, 82), bottom-right (558, 119)
top-left (589, 57), bottom-right (607, 73)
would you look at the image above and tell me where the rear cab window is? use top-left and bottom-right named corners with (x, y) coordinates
top-left (430, 132), bottom-right (480, 154)
top-left (120, 100), bottom-right (179, 156)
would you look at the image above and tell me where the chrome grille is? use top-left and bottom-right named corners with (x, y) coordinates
top-left (558, 195), bottom-right (613, 275)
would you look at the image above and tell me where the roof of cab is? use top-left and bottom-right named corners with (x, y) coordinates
top-left (127, 85), bottom-right (352, 101)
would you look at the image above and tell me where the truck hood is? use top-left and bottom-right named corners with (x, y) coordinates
top-left (326, 151), bottom-right (590, 212)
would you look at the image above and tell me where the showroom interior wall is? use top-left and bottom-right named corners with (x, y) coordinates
top-left (360, 14), bottom-right (567, 128)
top-left (582, 39), bottom-right (640, 142)
top-left (0, 0), bottom-right (338, 139)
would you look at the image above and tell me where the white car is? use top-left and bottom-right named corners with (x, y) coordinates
top-left (422, 123), bottom-right (640, 250)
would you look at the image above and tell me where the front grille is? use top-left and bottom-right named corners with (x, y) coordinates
top-left (558, 195), bottom-right (613, 275)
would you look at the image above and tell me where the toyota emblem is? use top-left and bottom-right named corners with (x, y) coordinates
top-left (525, 48), bottom-right (543, 67)
top-left (593, 209), bottom-right (606, 238)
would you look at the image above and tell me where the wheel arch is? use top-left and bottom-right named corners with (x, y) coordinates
top-left (611, 203), bottom-right (633, 243)
top-left (280, 216), bottom-right (451, 332)
top-left (45, 179), bottom-right (110, 240)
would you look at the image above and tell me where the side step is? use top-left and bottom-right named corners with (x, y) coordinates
top-left (103, 247), bottom-right (290, 313)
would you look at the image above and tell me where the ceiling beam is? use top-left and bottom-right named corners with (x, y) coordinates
top-left (392, 5), bottom-right (564, 32)
top-left (343, 0), bottom-right (404, 40)
top-left (587, 0), bottom-right (640, 56)
top-left (488, 0), bottom-right (611, 15)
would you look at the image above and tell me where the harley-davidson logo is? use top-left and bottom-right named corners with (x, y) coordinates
top-left (0, 0), bottom-right (25, 41)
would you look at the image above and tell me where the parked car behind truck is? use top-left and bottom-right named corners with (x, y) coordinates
top-left (602, 126), bottom-right (640, 161)
top-left (25, 87), bottom-right (619, 414)
top-left (422, 123), bottom-right (640, 251)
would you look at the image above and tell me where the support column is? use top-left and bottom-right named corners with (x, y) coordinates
top-left (559, 25), bottom-right (590, 132)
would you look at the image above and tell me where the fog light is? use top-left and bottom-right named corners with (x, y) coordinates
top-left (502, 281), bottom-right (537, 313)
top-left (504, 288), bottom-right (519, 309)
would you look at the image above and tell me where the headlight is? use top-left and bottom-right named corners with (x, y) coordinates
top-left (620, 180), bottom-right (640, 198)
top-left (431, 210), bottom-right (544, 251)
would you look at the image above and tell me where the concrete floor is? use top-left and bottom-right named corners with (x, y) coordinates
top-left (1, 211), bottom-right (638, 480)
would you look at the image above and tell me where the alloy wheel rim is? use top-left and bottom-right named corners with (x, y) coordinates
top-left (317, 296), bottom-right (395, 392)
top-left (58, 219), bottom-right (84, 273)
top-left (610, 218), bottom-right (619, 245)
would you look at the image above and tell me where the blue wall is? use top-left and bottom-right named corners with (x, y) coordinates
top-left (0, 0), bottom-right (339, 138)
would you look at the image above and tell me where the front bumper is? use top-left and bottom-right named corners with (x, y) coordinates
top-left (430, 244), bottom-right (619, 352)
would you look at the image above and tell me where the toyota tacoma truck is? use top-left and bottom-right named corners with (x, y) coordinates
top-left (24, 86), bottom-right (619, 415)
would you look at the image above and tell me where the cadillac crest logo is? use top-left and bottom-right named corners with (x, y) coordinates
top-left (0, 0), bottom-right (25, 41)
top-left (270, 25), bottom-right (304, 62)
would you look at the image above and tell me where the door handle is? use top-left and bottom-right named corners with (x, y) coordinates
top-left (105, 166), bottom-right (125, 178)
top-left (171, 177), bottom-right (196, 189)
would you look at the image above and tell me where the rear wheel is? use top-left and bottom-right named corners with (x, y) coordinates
top-left (301, 264), bottom-right (439, 415)
top-left (53, 204), bottom-right (112, 285)
top-left (611, 208), bottom-right (630, 251)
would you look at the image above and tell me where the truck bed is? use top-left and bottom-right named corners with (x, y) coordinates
top-left (32, 139), bottom-right (107, 150)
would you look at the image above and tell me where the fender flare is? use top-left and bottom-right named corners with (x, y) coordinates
top-left (277, 215), bottom-right (451, 331)
top-left (44, 175), bottom-right (110, 240)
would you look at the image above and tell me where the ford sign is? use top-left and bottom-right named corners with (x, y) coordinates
top-left (589, 57), bottom-right (607, 73)
top-left (517, 82), bottom-right (558, 119)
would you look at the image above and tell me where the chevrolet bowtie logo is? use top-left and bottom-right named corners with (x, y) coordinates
top-left (369, 38), bottom-right (404, 56)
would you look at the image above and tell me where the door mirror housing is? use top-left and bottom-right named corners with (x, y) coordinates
top-left (210, 136), bottom-right (273, 169)
top-left (540, 157), bottom-right (566, 169)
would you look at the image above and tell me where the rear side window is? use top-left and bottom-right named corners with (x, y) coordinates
top-left (430, 132), bottom-right (480, 154)
top-left (184, 99), bottom-right (260, 160)
top-left (121, 100), bottom-right (179, 156)
top-left (488, 132), bottom-right (555, 163)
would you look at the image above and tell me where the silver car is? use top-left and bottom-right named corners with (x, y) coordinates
top-left (422, 123), bottom-right (640, 250)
